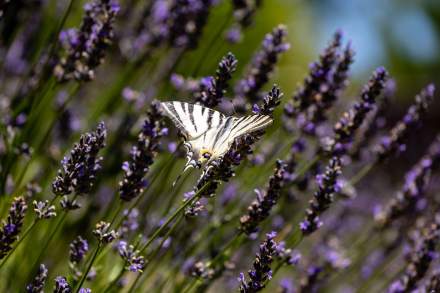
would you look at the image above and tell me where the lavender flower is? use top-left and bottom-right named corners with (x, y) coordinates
top-left (234, 25), bottom-right (289, 106)
top-left (195, 52), bottom-right (238, 108)
top-left (70, 236), bottom-right (89, 264)
top-left (52, 122), bottom-right (107, 198)
top-left (33, 200), bottom-right (57, 219)
top-left (284, 31), bottom-right (344, 119)
top-left (167, 0), bottom-right (214, 49)
top-left (93, 221), bottom-right (119, 244)
top-left (0, 196), bottom-right (27, 259)
top-left (227, 0), bottom-right (262, 43)
top-left (388, 214), bottom-right (440, 292)
top-left (53, 276), bottom-right (71, 293)
top-left (119, 103), bottom-right (165, 201)
top-left (117, 241), bottom-right (146, 273)
top-left (26, 264), bottom-right (48, 293)
top-left (239, 232), bottom-right (277, 292)
top-left (300, 157), bottom-right (342, 235)
top-left (328, 67), bottom-right (388, 155)
top-left (375, 84), bottom-right (435, 161)
top-left (240, 160), bottom-right (287, 235)
top-left (375, 135), bottom-right (440, 228)
top-left (299, 266), bottom-right (323, 293)
top-left (54, 0), bottom-right (120, 82)
top-left (79, 289), bottom-right (91, 293)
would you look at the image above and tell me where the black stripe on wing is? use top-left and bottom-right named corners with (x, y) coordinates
top-left (228, 115), bottom-right (272, 139)
top-left (160, 102), bottom-right (190, 138)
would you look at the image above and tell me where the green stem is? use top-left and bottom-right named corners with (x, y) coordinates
top-left (138, 182), bottom-right (209, 254)
top-left (75, 243), bottom-right (103, 292)
top-left (0, 219), bottom-right (39, 270)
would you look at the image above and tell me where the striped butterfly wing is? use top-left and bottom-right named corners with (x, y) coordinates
top-left (209, 114), bottom-right (273, 157)
top-left (160, 101), bottom-right (226, 140)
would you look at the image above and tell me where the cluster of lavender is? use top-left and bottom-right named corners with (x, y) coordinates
top-left (226, 0), bottom-right (262, 43)
top-left (117, 241), bottom-right (145, 273)
top-left (195, 52), bottom-right (238, 108)
top-left (375, 84), bottom-right (435, 161)
top-left (375, 135), bottom-right (440, 228)
top-left (124, 0), bottom-right (214, 57)
top-left (52, 122), bottom-right (106, 208)
top-left (389, 214), bottom-right (440, 292)
top-left (26, 264), bottom-right (48, 293)
top-left (239, 232), bottom-right (277, 292)
top-left (300, 157), bottom-right (342, 235)
top-left (119, 102), bottom-right (166, 201)
top-left (234, 25), bottom-right (289, 108)
top-left (283, 31), bottom-right (352, 130)
top-left (328, 67), bottom-right (388, 155)
top-left (240, 160), bottom-right (287, 234)
top-left (0, 197), bottom-right (27, 259)
top-left (54, 0), bottom-right (120, 82)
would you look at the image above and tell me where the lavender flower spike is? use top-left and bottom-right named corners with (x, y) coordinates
top-left (240, 160), bottom-right (288, 235)
top-left (300, 157), bottom-right (342, 235)
top-left (54, 276), bottom-right (71, 293)
top-left (33, 200), bottom-right (57, 219)
top-left (235, 25), bottom-right (289, 104)
top-left (330, 67), bottom-right (388, 155)
top-left (26, 264), bottom-right (48, 293)
top-left (284, 30), bottom-right (343, 118)
top-left (52, 122), bottom-right (107, 198)
top-left (375, 84), bottom-right (435, 161)
top-left (196, 52), bottom-right (238, 108)
top-left (119, 102), bottom-right (165, 201)
top-left (54, 0), bottom-right (120, 82)
top-left (0, 196), bottom-right (28, 259)
top-left (375, 135), bottom-right (440, 228)
top-left (117, 240), bottom-right (146, 273)
top-left (69, 236), bottom-right (89, 264)
top-left (388, 214), bottom-right (440, 292)
top-left (239, 232), bottom-right (278, 292)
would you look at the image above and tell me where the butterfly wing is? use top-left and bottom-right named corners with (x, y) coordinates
top-left (209, 114), bottom-right (273, 157)
top-left (160, 101), bottom-right (226, 140)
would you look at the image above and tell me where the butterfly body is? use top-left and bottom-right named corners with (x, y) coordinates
top-left (160, 101), bottom-right (272, 171)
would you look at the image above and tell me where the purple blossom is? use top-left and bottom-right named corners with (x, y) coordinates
top-left (195, 52), bottom-right (238, 108)
top-left (117, 241), bottom-right (146, 273)
top-left (300, 157), bottom-right (342, 235)
top-left (388, 214), bottom-right (440, 292)
top-left (119, 102), bottom-right (165, 201)
top-left (0, 196), bottom-right (27, 259)
top-left (375, 135), bottom-right (440, 228)
top-left (26, 264), bottom-right (48, 293)
top-left (234, 25), bottom-right (289, 107)
top-left (54, 0), bottom-right (120, 82)
top-left (69, 236), bottom-right (89, 264)
top-left (240, 160), bottom-right (288, 235)
top-left (375, 84), bottom-right (435, 161)
top-left (239, 232), bottom-right (278, 292)
top-left (52, 122), bottom-right (107, 198)
top-left (53, 276), bottom-right (71, 293)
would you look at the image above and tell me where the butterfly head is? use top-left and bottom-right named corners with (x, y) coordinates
top-left (198, 148), bottom-right (213, 165)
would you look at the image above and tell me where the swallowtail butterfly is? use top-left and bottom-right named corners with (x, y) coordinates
top-left (160, 101), bottom-right (272, 173)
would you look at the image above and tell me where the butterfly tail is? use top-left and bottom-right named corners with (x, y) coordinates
top-left (172, 160), bottom-right (197, 187)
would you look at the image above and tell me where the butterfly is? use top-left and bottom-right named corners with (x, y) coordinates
top-left (160, 101), bottom-right (272, 176)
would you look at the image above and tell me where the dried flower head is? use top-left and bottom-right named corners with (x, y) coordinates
top-left (93, 221), bottom-right (119, 244)
top-left (33, 200), bottom-right (57, 219)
